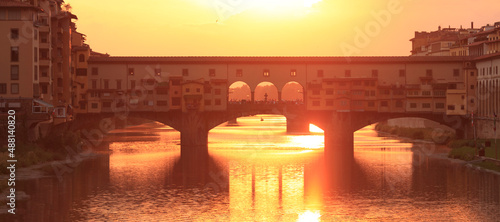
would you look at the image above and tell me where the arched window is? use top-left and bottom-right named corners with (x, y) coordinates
top-left (79, 54), bottom-right (85, 62)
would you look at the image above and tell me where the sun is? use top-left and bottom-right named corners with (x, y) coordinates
top-left (210, 0), bottom-right (324, 21)
top-left (250, 0), bottom-right (323, 11)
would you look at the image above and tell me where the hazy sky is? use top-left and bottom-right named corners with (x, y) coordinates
top-left (66, 0), bottom-right (500, 56)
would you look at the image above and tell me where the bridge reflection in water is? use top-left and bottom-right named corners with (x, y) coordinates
top-left (9, 116), bottom-right (499, 221)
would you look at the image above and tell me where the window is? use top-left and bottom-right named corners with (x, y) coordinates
top-left (209, 69), bottom-right (216, 77)
top-left (102, 102), bottom-right (111, 108)
top-left (117, 80), bottom-right (122, 90)
top-left (91, 103), bottom-right (98, 109)
top-left (41, 84), bottom-right (48, 94)
top-left (399, 69), bottom-right (406, 77)
top-left (326, 100), bottom-right (334, 106)
top-left (370, 91), bottom-right (375, 96)
top-left (263, 69), bottom-right (270, 77)
top-left (41, 66), bottom-right (48, 77)
top-left (368, 101), bottom-right (375, 107)
top-left (0, 84), bottom-right (6, 94)
top-left (436, 103), bottom-right (445, 109)
top-left (447, 105), bottom-right (455, 110)
top-left (92, 67), bottom-right (98, 75)
top-left (372, 69), bottom-right (378, 78)
top-left (236, 69), bottom-right (243, 77)
top-left (396, 101), bottom-right (403, 108)
top-left (40, 49), bottom-right (49, 60)
top-left (326, 89), bottom-right (334, 95)
top-left (345, 70), bottom-right (351, 77)
top-left (157, 101), bottom-right (168, 106)
top-left (155, 68), bottom-right (161, 76)
top-left (76, 68), bottom-right (87, 76)
top-left (290, 69), bottom-right (297, 77)
top-left (470, 85), bottom-right (475, 90)
top-left (453, 69), bottom-right (460, 77)
top-left (426, 69), bottom-right (433, 77)
top-left (422, 91), bottom-right (431, 96)
top-left (130, 80), bottom-right (136, 89)
top-left (204, 87), bottom-right (211, 94)
top-left (317, 70), bottom-right (324, 77)
top-left (8, 9), bottom-right (21, 20)
top-left (410, 103), bottom-right (417, 108)
top-left (215, 99), bottom-right (222, 106)
top-left (381, 101), bottom-right (388, 107)
top-left (185, 88), bottom-right (190, 93)
top-left (182, 69), bottom-right (189, 76)
top-left (34, 65), bottom-right (38, 81)
top-left (104, 80), bottom-right (109, 89)
top-left (92, 80), bottom-right (97, 89)
top-left (11, 65), bottom-right (19, 80)
top-left (312, 90), bottom-right (320, 95)
top-left (204, 99), bottom-right (211, 106)
top-left (215, 89), bottom-right (221, 95)
top-left (11, 83), bottom-right (19, 94)
top-left (11, 47), bottom-right (19, 62)
top-left (312, 101), bottom-right (320, 106)
top-left (11, 29), bottom-right (18, 39)
top-left (422, 103), bottom-right (431, 108)
top-left (128, 68), bottom-right (134, 75)
top-left (461, 105), bottom-right (465, 110)
top-left (470, 71), bottom-right (474, 77)
top-left (79, 54), bottom-right (85, 62)
top-left (196, 88), bottom-right (201, 93)
top-left (40, 32), bottom-right (48, 43)
top-left (34, 47), bottom-right (37, 62)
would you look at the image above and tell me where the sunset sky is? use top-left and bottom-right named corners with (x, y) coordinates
top-left (66, 0), bottom-right (500, 56)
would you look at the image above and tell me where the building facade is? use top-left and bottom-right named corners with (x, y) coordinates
top-left (1, 0), bottom-right (91, 124)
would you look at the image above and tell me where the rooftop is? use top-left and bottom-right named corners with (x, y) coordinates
top-left (88, 56), bottom-right (472, 64)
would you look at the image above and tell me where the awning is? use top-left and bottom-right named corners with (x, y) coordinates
top-left (33, 99), bottom-right (54, 108)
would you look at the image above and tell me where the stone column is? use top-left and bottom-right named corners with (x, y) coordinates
top-left (179, 112), bottom-right (209, 156)
top-left (323, 112), bottom-right (354, 164)
top-left (286, 117), bottom-right (309, 133)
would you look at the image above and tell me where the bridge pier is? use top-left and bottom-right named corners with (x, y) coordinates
top-left (286, 117), bottom-right (309, 133)
top-left (178, 112), bottom-right (209, 156)
top-left (323, 112), bottom-right (354, 164)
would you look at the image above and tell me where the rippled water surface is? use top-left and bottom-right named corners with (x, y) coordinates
top-left (8, 115), bottom-right (500, 221)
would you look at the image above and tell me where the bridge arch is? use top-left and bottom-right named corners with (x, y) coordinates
top-left (281, 81), bottom-right (304, 102)
top-left (228, 81), bottom-right (252, 103)
top-left (254, 82), bottom-right (279, 103)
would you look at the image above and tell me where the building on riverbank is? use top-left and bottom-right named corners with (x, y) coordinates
top-left (0, 0), bottom-right (93, 139)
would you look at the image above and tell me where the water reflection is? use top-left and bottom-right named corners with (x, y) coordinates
top-left (5, 115), bottom-right (500, 221)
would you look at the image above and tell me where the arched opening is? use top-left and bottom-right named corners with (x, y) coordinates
top-left (255, 82), bottom-right (278, 103)
top-left (281, 81), bottom-right (304, 104)
top-left (210, 114), bottom-right (324, 150)
top-left (228, 81), bottom-right (251, 103)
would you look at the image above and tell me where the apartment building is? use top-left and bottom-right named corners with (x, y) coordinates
top-left (1, 0), bottom-right (91, 124)
top-left (0, 1), bottom-right (41, 100)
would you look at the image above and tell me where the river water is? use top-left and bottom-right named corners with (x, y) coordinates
top-left (6, 115), bottom-right (500, 221)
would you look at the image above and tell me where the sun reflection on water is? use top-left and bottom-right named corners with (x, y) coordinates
top-left (297, 210), bottom-right (321, 222)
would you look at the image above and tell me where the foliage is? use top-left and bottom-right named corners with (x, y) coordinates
top-left (375, 123), bottom-right (455, 144)
top-left (473, 161), bottom-right (500, 172)
top-left (448, 146), bottom-right (476, 161)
